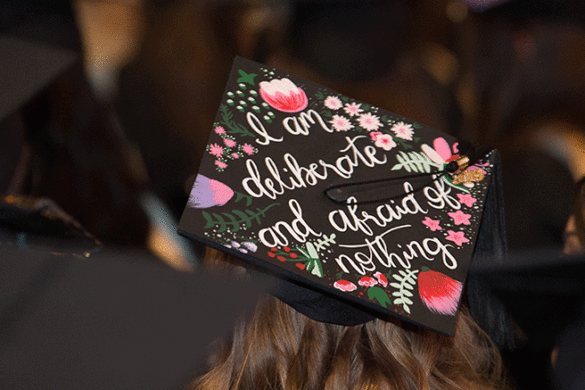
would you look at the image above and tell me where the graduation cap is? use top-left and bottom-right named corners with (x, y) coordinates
top-left (470, 247), bottom-right (585, 349)
top-left (0, 35), bottom-right (78, 124)
top-left (0, 245), bottom-right (268, 390)
top-left (178, 57), bottom-right (508, 337)
top-left (469, 248), bottom-right (585, 390)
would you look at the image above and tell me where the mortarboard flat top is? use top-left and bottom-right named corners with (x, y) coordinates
top-left (179, 57), bottom-right (499, 336)
top-left (0, 35), bottom-right (78, 123)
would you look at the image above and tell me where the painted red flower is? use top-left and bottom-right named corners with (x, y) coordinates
top-left (259, 78), bottom-right (308, 113)
top-left (418, 266), bottom-right (462, 316)
top-left (333, 280), bottom-right (357, 292)
top-left (374, 272), bottom-right (388, 287)
top-left (358, 276), bottom-right (378, 287)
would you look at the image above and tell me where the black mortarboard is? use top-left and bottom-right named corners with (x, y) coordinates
top-left (178, 57), bottom-right (507, 336)
top-left (469, 248), bottom-right (585, 390)
top-left (0, 35), bottom-right (78, 124)
top-left (0, 245), bottom-right (268, 390)
top-left (470, 247), bottom-right (585, 349)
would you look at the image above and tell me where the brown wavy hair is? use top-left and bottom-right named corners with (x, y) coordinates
top-left (190, 248), bottom-right (510, 390)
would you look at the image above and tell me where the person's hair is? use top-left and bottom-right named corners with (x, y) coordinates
top-left (190, 248), bottom-right (510, 390)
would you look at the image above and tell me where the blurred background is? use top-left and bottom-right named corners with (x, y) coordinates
top-left (2, 0), bottom-right (585, 389)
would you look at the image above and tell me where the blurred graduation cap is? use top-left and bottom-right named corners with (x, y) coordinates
top-left (465, 0), bottom-right (585, 25)
top-left (0, 35), bottom-right (78, 124)
top-left (469, 247), bottom-right (585, 349)
top-left (0, 35), bottom-right (79, 193)
top-left (0, 245), bottom-right (269, 390)
top-left (469, 248), bottom-right (585, 390)
top-left (179, 57), bottom-right (510, 338)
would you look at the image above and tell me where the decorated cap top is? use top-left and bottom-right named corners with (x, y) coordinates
top-left (179, 57), bottom-right (499, 336)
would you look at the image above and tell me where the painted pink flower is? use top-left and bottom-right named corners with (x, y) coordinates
top-left (230, 152), bottom-right (240, 159)
top-left (448, 210), bottom-right (471, 225)
top-left (343, 102), bottom-right (363, 117)
top-left (357, 112), bottom-right (382, 131)
top-left (241, 143), bottom-right (256, 156)
top-left (422, 217), bottom-right (442, 231)
top-left (259, 78), bottom-right (308, 112)
top-left (208, 143), bottom-right (224, 158)
top-left (330, 114), bottom-right (354, 132)
top-left (333, 280), bottom-right (357, 292)
top-left (187, 174), bottom-right (234, 208)
top-left (445, 230), bottom-right (469, 246)
top-left (374, 272), bottom-right (388, 287)
top-left (358, 276), bottom-right (378, 287)
top-left (370, 131), bottom-right (383, 141)
top-left (324, 96), bottom-right (343, 110)
top-left (391, 121), bottom-right (414, 141)
top-left (223, 138), bottom-right (237, 148)
top-left (215, 160), bottom-right (228, 170)
top-left (457, 193), bottom-right (477, 207)
top-left (214, 126), bottom-right (226, 135)
top-left (374, 134), bottom-right (397, 151)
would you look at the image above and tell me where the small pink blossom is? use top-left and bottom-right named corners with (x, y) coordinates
top-left (241, 143), bottom-right (256, 155)
top-left (457, 193), bottom-right (477, 207)
top-left (368, 132), bottom-right (382, 142)
top-left (374, 272), bottom-right (388, 287)
top-left (215, 160), bottom-right (228, 170)
top-left (343, 102), bottom-right (363, 117)
top-left (358, 112), bottom-right (383, 131)
top-left (358, 276), bottom-right (378, 287)
top-left (374, 134), bottom-right (397, 151)
top-left (231, 152), bottom-right (240, 159)
top-left (214, 126), bottom-right (226, 135)
top-left (208, 143), bottom-right (224, 157)
top-left (223, 138), bottom-right (237, 148)
top-left (446, 230), bottom-right (469, 246)
top-left (330, 114), bottom-right (354, 132)
top-left (448, 210), bottom-right (471, 225)
top-left (333, 280), bottom-right (357, 292)
top-left (391, 121), bottom-right (414, 140)
top-left (422, 217), bottom-right (442, 231)
top-left (324, 96), bottom-right (343, 110)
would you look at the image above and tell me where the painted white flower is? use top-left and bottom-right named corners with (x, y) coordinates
top-left (324, 96), bottom-right (343, 110)
top-left (343, 102), bottom-right (363, 117)
top-left (330, 114), bottom-right (354, 132)
top-left (357, 112), bottom-right (382, 131)
top-left (391, 121), bottom-right (414, 140)
top-left (374, 134), bottom-right (397, 151)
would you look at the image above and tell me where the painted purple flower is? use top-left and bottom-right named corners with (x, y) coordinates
top-left (242, 242), bottom-right (258, 252)
top-left (259, 78), bottom-right (308, 112)
top-left (188, 174), bottom-right (234, 208)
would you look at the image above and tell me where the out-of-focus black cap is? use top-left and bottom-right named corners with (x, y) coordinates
top-left (469, 247), bottom-right (585, 349)
top-left (465, 0), bottom-right (585, 25)
top-left (0, 35), bottom-right (78, 124)
top-left (469, 247), bottom-right (585, 389)
top-left (0, 245), bottom-right (268, 390)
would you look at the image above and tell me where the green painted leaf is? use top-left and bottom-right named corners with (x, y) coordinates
top-left (367, 286), bottom-right (392, 308)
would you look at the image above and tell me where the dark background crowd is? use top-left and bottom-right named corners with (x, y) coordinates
top-left (2, 0), bottom-right (585, 389)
